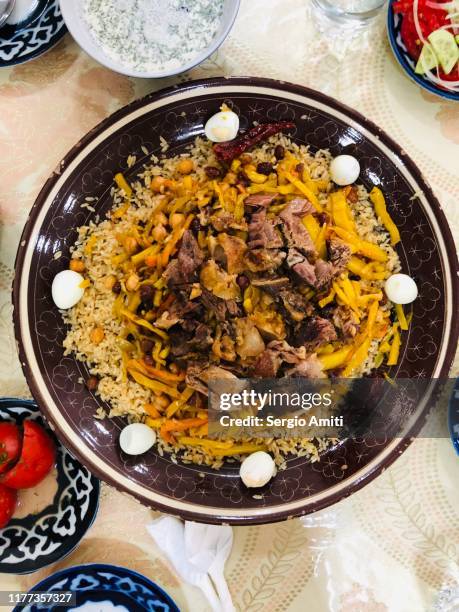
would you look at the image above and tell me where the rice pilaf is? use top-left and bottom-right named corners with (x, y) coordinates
top-left (63, 130), bottom-right (402, 469)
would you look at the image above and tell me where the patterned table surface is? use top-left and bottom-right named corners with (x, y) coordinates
top-left (0, 1), bottom-right (458, 610)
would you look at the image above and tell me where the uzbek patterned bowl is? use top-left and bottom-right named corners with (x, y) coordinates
top-left (0, 398), bottom-right (99, 574)
top-left (0, 0), bottom-right (67, 68)
top-left (387, 0), bottom-right (459, 102)
top-left (13, 564), bottom-right (179, 611)
top-left (12, 77), bottom-right (459, 524)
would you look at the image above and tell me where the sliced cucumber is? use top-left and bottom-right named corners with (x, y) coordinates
top-left (427, 29), bottom-right (459, 75)
top-left (415, 43), bottom-right (438, 74)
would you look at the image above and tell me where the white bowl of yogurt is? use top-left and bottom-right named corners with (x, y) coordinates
top-left (59, 0), bottom-right (240, 78)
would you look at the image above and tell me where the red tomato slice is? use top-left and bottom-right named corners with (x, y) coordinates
top-left (0, 484), bottom-right (17, 528)
top-left (1, 421), bottom-right (56, 489)
top-left (0, 423), bottom-right (22, 475)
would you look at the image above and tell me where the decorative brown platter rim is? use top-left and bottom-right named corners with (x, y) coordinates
top-left (12, 77), bottom-right (459, 524)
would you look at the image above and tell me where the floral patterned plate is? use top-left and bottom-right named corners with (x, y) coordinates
top-left (0, 398), bottom-right (99, 574)
top-left (12, 77), bottom-right (459, 524)
top-left (14, 563), bottom-right (179, 611)
top-left (0, 0), bottom-right (67, 68)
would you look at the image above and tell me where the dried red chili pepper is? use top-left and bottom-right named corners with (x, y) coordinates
top-left (213, 121), bottom-right (295, 163)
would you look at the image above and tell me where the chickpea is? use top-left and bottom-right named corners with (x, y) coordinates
top-left (69, 259), bottom-right (85, 273)
top-left (170, 213), bottom-right (185, 229)
top-left (153, 212), bottom-right (168, 226)
top-left (104, 275), bottom-right (117, 290)
top-left (90, 327), bottom-right (105, 345)
top-left (123, 236), bottom-right (138, 255)
top-left (151, 176), bottom-right (167, 193)
top-left (177, 158), bottom-right (194, 175)
top-left (126, 273), bottom-right (140, 292)
top-left (152, 224), bottom-right (167, 242)
top-left (155, 394), bottom-right (170, 409)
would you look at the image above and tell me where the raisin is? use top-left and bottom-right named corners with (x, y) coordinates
top-left (257, 162), bottom-right (273, 175)
top-left (190, 217), bottom-right (201, 234)
top-left (140, 284), bottom-right (154, 304)
top-left (205, 166), bottom-right (221, 179)
top-left (274, 145), bottom-right (285, 160)
top-left (112, 281), bottom-right (121, 294)
top-left (144, 354), bottom-right (154, 366)
top-left (237, 275), bottom-right (250, 290)
top-left (141, 338), bottom-right (154, 353)
top-left (86, 376), bottom-right (99, 391)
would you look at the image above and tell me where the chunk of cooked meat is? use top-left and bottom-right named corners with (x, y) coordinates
top-left (293, 316), bottom-right (337, 349)
top-left (246, 248), bottom-right (286, 273)
top-left (314, 259), bottom-right (335, 289)
top-left (186, 362), bottom-right (238, 394)
top-left (279, 198), bottom-right (317, 256)
top-left (328, 238), bottom-right (351, 273)
top-left (154, 311), bottom-right (181, 330)
top-left (210, 211), bottom-right (248, 232)
top-left (287, 250), bottom-right (336, 290)
top-left (284, 353), bottom-right (325, 378)
top-left (218, 233), bottom-right (247, 274)
top-left (333, 306), bottom-right (359, 339)
top-left (235, 318), bottom-right (266, 359)
top-left (178, 230), bottom-right (204, 277)
top-left (244, 193), bottom-right (279, 208)
top-left (163, 260), bottom-right (187, 287)
top-left (251, 277), bottom-right (290, 292)
top-left (252, 348), bottom-right (281, 378)
top-left (169, 322), bottom-right (213, 357)
top-left (248, 209), bottom-right (283, 250)
top-left (200, 289), bottom-right (240, 322)
top-left (200, 260), bottom-right (241, 300)
top-left (279, 288), bottom-right (313, 322)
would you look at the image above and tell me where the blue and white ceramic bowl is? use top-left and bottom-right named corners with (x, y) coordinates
top-left (0, 0), bottom-right (67, 68)
top-left (0, 398), bottom-right (99, 574)
top-left (387, 0), bottom-right (459, 102)
top-left (15, 563), bottom-right (180, 611)
top-left (448, 378), bottom-right (459, 456)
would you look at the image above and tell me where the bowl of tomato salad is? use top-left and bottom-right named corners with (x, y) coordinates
top-left (388, 0), bottom-right (459, 100)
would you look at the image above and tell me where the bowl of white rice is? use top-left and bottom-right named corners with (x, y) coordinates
top-left (59, 0), bottom-right (240, 78)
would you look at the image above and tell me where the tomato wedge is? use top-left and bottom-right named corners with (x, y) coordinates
top-left (0, 423), bottom-right (22, 474)
top-left (1, 421), bottom-right (56, 489)
top-left (0, 484), bottom-right (17, 528)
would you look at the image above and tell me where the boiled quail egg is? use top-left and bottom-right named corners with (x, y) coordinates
top-left (330, 155), bottom-right (361, 186)
top-left (384, 273), bottom-right (418, 304)
top-left (51, 270), bottom-right (86, 310)
top-left (119, 423), bottom-right (156, 455)
top-left (204, 110), bottom-right (240, 143)
top-left (240, 451), bottom-right (276, 488)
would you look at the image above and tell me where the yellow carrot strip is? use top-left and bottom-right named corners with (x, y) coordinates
top-left (318, 288), bottom-right (335, 308)
top-left (302, 214), bottom-right (320, 241)
top-left (341, 276), bottom-right (359, 312)
top-left (357, 292), bottom-right (383, 306)
top-left (160, 214), bottom-right (194, 267)
top-left (387, 328), bottom-right (401, 366)
top-left (332, 227), bottom-right (387, 262)
top-left (366, 300), bottom-right (379, 336)
top-left (332, 281), bottom-right (350, 307)
top-left (178, 437), bottom-right (234, 450)
top-left (283, 171), bottom-right (322, 211)
top-left (209, 444), bottom-right (268, 457)
top-left (128, 369), bottom-right (180, 398)
top-left (114, 173), bottom-right (132, 198)
top-left (79, 279), bottom-right (90, 289)
top-left (395, 303), bottom-right (408, 331)
top-left (246, 184), bottom-right (294, 195)
top-left (131, 245), bottom-right (157, 266)
top-left (120, 308), bottom-right (169, 340)
top-left (144, 403), bottom-right (161, 418)
top-left (301, 167), bottom-right (319, 195)
top-left (369, 187), bottom-right (400, 246)
top-left (128, 360), bottom-right (184, 383)
top-left (145, 417), bottom-right (166, 428)
top-left (160, 418), bottom-right (208, 438)
top-left (319, 346), bottom-right (353, 370)
top-left (315, 223), bottom-right (328, 260)
top-left (330, 191), bottom-right (356, 233)
top-left (342, 337), bottom-right (371, 377)
top-left (112, 202), bottom-right (130, 218)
